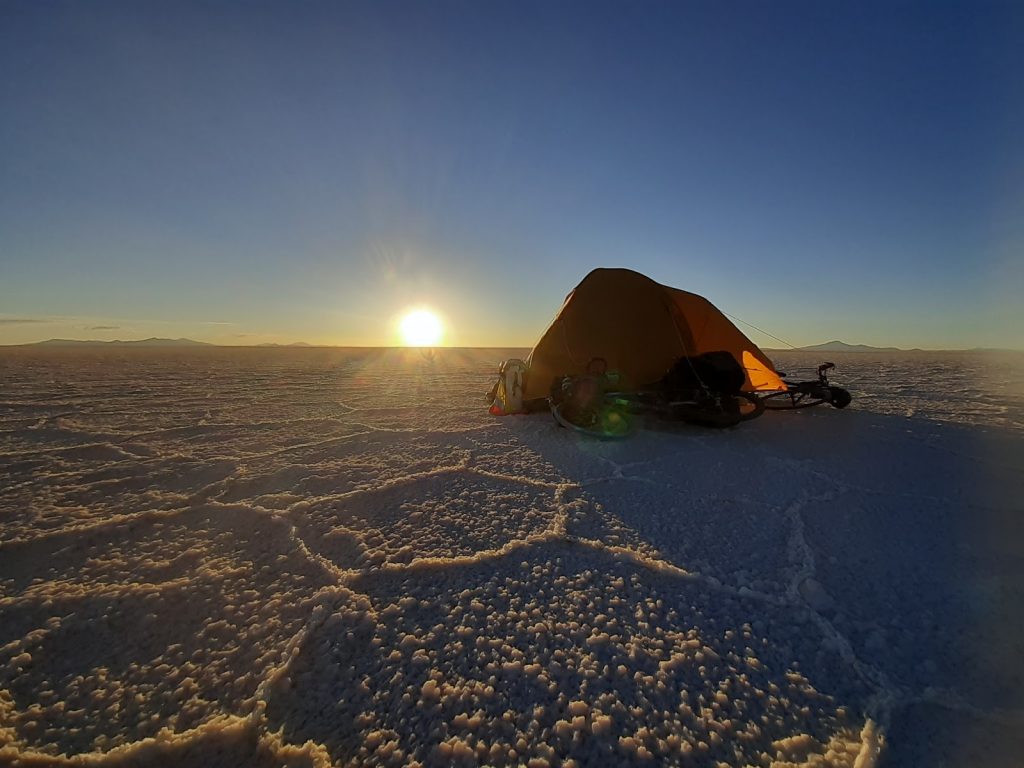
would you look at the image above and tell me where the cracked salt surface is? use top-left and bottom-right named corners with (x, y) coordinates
top-left (0, 347), bottom-right (1022, 766)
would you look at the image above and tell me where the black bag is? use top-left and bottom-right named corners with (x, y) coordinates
top-left (660, 351), bottom-right (745, 397)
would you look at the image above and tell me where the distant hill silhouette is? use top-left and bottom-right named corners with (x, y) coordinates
top-left (762, 340), bottom-right (1024, 354)
top-left (256, 342), bottom-right (313, 347)
top-left (28, 337), bottom-right (213, 348)
top-left (797, 340), bottom-right (908, 353)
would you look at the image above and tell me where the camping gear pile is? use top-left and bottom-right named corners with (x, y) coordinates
top-left (487, 268), bottom-right (850, 436)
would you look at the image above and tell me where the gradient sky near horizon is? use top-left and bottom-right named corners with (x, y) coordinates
top-left (2, 1), bottom-right (1022, 349)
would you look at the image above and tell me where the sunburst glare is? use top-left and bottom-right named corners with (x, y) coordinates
top-left (398, 308), bottom-right (443, 346)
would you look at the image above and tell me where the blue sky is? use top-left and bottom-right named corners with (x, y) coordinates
top-left (2, 1), bottom-right (1021, 348)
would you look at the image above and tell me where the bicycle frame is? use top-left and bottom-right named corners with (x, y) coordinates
top-left (759, 362), bottom-right (849, 410)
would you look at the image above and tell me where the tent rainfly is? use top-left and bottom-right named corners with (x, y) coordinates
top-left (523, 268), bottom-right (785, 403)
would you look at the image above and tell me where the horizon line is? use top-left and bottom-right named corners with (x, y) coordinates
top-left (2, 338), bottom-right (1022, 354)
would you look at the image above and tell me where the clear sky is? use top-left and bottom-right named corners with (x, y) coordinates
top-left (2, 1), bottom-right (1022, 349)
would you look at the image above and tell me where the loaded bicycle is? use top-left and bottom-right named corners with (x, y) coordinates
top-left (546, 357), bottom-right (852, 438)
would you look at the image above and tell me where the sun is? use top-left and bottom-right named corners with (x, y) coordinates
top-left (398, 308), bottom-right (443, 346)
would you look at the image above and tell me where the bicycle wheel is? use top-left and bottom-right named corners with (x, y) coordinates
top-left (829, 386), bottom-right (852, 409)
top-left (734, 392), bottom-right (766, 421)
top-left (551, 400), bottom-right (636, 439)
top-left (760, 389), bottom-right (828, 410)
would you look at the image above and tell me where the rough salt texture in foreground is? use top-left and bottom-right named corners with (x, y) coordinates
top-left (0, 347), bottom-right (1022, 767)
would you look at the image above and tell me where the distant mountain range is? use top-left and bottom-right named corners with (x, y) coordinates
top-left (796, 340), bottom-right (913, 353)
top-left (768, 340), bottom-right (1022, 354)
top-left (25, 337), bottom-right (213, 347)
top-left (17, 338), bottom-right (319, 348)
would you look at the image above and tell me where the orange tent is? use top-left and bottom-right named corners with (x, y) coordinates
top-left (524, 268), bottom-right (785, 401)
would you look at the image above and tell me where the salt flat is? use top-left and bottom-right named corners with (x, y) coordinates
top-left (0, 347), bottom-right (1022, 767)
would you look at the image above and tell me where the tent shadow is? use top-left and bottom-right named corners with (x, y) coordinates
top-left (505, 407), bottom-right (1024, 766)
